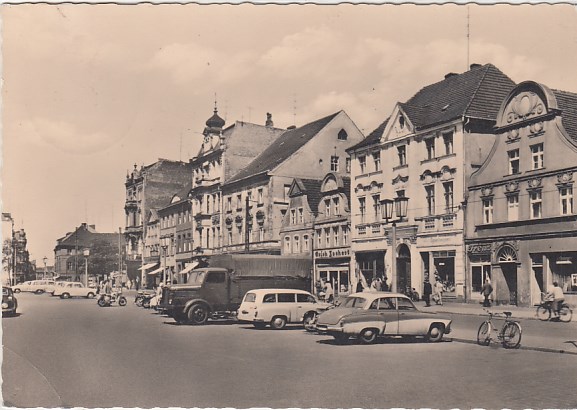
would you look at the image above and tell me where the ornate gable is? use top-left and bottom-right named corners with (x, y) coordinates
top-left (382, 105), bottom-right (414, 142)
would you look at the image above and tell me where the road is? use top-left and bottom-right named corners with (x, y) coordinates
top-left (3, 292), bottom-right (577, 409)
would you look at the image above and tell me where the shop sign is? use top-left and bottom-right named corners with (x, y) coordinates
top-left (314, 248), bottom-right (350, 259)
top-left (467, 244), bottom-right (492, 255)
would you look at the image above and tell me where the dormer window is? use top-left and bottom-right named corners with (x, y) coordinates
top-left (338, 129), bottom-right (348, 140)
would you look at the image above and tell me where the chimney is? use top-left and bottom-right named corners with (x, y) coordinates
top-left (265, 113), bottom-right (274, 127)
top-left (470, 63), bottom-right (482, 70)
top-left (444, 72), bottom-right (458, 80)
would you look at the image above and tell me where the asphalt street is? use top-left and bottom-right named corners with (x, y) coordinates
top-left (2, 291), bottom-right (577, 409)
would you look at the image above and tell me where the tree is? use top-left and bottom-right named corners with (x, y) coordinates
top-left (85, 240), bottom-right (119, 279)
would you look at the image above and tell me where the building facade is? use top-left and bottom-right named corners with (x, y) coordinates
top-left (466, 81), bottom-right (577, 307)
top-left (348, 63), bottom-right (516, 299)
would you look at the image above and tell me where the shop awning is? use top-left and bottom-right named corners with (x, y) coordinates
top-left (147, 267), bottom-right (164, 275)
top-left (178, 262), bottom-right (199, 275)
top-left (139, 262), bottom-right (158, 271)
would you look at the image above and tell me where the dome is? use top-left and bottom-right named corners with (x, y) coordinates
top-left (205, 109), bottom-right (225, 129)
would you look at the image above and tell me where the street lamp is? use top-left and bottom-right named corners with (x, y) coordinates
top-left (160, 237), bottom-right (169, 285)
top-left (83, 249), bottom-right (89, 287)
top-left (43, 256), bottom-right (48, 280)
top-left (380, 196), bottom-right (409, 293)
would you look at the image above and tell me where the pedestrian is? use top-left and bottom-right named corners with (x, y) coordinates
top-left (423, 278), bottom-right (432, 307)
top-left (433, 277), bottom-right (444, 306)
top-left (375, 277), bottom-right (383, 291)
top-left (480, 278), bottom-right (493, 307)
top-left (135, 277), bottom-right (140, 291)
top-left (324, 279), bottom-right (334, 304)
top-left (356, 278), bottom-right (364, 293)
top-left (382, 276), bottom-right (389, 291)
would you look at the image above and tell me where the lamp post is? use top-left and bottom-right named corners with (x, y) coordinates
top-left (245, 195), bottom-right (259, 253)
top-left (83, 249), bottom-right (89, 287)
top-left (380, 196), bottom-right (409, 293)
top-left (160, 237), bottom-right (168, 285)
top-left (43, 256), bottom-right (48, 280)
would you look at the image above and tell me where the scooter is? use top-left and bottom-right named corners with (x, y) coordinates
top-left (134, 290), bottom-right (155, 307)
top-left (97, 291), bottom-right (127, 307)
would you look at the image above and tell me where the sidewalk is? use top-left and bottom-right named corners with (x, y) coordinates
top-left (424, 299), bottom-right (577, 355)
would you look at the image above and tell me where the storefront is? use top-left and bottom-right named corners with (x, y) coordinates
top-left (314, 248), bottom-right (350, 297)
top-left (354, 251), bottom-right (385, 290)
top-left (420, 249), bottom-right (459, 299)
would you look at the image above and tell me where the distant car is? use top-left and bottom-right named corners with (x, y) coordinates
top-left (237, 288), bottom-right (332, 329)
top-left (13, 280), bottom-right (56, 294)
top-left (2, 287), bottom-right (18, 316)
top-left (53, 282), bottom-right (97, 299)
top-left (314, 292), bottom-right (452, 344)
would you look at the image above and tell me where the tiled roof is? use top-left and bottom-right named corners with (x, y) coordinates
top-left (299, 178), bottom-right (323, 215)
top-left (553, 89), bottom-right (577, 144)
top-left (347, 118), bottom-right (389, 152)
top-left (400, 64), bottom-right (516, 130)
top-left (226, 112), bottom-right (341, 184)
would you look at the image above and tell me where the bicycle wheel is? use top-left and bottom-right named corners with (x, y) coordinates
top-left (476, 321), bottom-right (492, 346)
top-left (559, 305), bottom-right (573, 323)
top-left (501, 321), bottom-right (522, 349)
top-left (536, 305), bottom-right (550, 321)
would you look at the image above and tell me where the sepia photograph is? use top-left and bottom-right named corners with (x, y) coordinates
top-left (2, 2), bottom-right (577, 409)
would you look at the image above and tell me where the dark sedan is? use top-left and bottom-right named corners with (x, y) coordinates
top-left (2, 287), bottom-right (18, 316)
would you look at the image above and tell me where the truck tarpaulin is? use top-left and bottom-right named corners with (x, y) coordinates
top-left (208, 254), bottom-right (311, 279)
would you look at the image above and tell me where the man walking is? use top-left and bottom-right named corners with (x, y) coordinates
top-left (481, 278), bottom-right (493, 307)
top-left (423, 278), bottom-right (432, 307)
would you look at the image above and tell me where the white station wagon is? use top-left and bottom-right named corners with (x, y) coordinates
top-left (237, 288), bottom-right (331, 329)
top-left (53, 282), bottom-right (97, 299)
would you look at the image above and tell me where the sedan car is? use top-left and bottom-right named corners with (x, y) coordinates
top-left (53, 282), bottom-right (97, 299)
top-left (314, 292), bottom-right (452, 344)
top-left (13, 280), bottom-right (56, 294)
top-left (2, 287), bottom-right (18, 316)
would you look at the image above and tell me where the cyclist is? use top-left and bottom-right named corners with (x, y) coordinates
top-left (547, 281), bottom-right (565, 321)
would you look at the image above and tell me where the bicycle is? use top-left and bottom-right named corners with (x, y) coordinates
top-left (535, 293), bottom-right (573, 322)
top-left (476, 309), bottom-right (522, 349)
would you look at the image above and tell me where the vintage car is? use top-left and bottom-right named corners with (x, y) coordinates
top-left (12, 280), bottom-right (56, 294)
top-left (314, 291), bottom-right (452, 344)
top-left (238, 288), bottom-right (332, 329)
top-left (53, 282), bottom-right (97, 299)
top-left (2, 287), bottom-right (18, 316)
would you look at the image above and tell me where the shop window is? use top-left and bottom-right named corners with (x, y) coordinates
top-left (471, 263), bottom-right (491, 293)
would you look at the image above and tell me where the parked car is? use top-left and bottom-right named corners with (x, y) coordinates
top-left (2, 287), bottom-right (18, 316)
top-left (314, 292), bottom-right (452, 344)
top-left (237, 289), bottom-right (332, 329)
top-left (13, 280), bottom-right (56, 294)
top-left (53, 282), bottom-right (97, 299)
top-left (51, 281), bottom-right (71, 296)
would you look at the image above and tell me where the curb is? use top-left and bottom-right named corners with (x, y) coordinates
top-left (449, 337), bottom-right (577, 355)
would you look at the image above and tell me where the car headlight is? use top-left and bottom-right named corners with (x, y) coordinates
top-left (2, 303), bottom-right (8, 308)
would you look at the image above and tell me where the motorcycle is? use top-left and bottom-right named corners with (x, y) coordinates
top-left (97, 291), bottom-right (127, 307)
top-left (134, 290), bottom-right (155, 307)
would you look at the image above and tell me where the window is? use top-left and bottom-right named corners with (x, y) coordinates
top-left (259, 227), bottom-right (265, 242)
top-left (331, 156), bottom-right (339, 172)
top-left (317, 229), bottom-right (322, 247)
top-left (333, 227), bottom-right (339, 246)
top-left (399, 115), bottom-right (405, 129)
top-left (325, 228), bottom-right (330, 247)
top-left (372, 195), bottom-right (380, 219)
top-left (333, 197), bottom-right (340, 216)
top-left (284, 236), bottom-right (291, 253)
top-left (298, 207), bottom-right (304, 223)
top-left (278, 293), bottom-right (296, 303)
top-left (373, 152), bottom-right (381, 172)
top-left (359, 156), bottom-right (366, 174)
top-left (443, 132), bottom-right (454, 155)
top-left (236, 194), bottom-right (242, 209)
top-left (397, 146), bottom-right (407, 166)
top-left (257, 188), bottom-right (264, 205)
top-left (346, 157), bottom-right (351, 173)
top-left (338, 129), bottom-right (348, 140)
top-left (303, 235), bottom-right (309, 251)
top-left (263, 294), bottom-right (276, 303)
top-left (294, 236), bottom-right (300, 253)
top-left (425, 138), bottom-right (436, 160)
top-left (530, 191), bottom-right (542, 219)
top-left (443, 182), bottom-right (453, 213)
top-left (206, 271), bottom-right (225, 283)
top-left (297, 293), bottom-right (315, 303)
top-left (425, 185), bottom-right (435, 216)
top-left (507, 194), bottom-right (519, 221)
top-left (289, 209), bottom-right (296, 224)
top-left (228, 230), bottom-right (232, 245)
top-left (508, 149), bottom-right (520, 175)
top-left (325, 199), bottom-right (331, 217)
top-left (342, 226), bottom-right (349, 244)
top-left (531, 143), bottom-right (544, 170)
top-left (560, 186), bottom-right (573, 215)
top-left (359, 197), bottom-right (366, 222)
top-left (483, 198), bottom-right (493, 224)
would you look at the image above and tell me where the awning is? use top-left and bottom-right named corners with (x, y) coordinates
top-left (147, 267), bottom-right (165, 275)
top-left (178, 262), bottom-right (199, 275)
top-left (139, 262), bottom-right (158, 271)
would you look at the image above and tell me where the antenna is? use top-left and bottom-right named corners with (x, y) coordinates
top-left (467, 5), bottom-right (470, 69)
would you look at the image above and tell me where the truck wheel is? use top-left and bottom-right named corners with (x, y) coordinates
top-left (270, 316), bottom-right (287, 330)
top-left (187, 303), bottom-right (209, 325)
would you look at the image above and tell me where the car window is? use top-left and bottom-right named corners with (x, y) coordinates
top-left (74, 284), bottom-right (82, 288)
top-left (278, 293), bottom-right (296, 303)
top-left (205, 271), bottom-right (226, 283)
top-left (263, 294), bottom-right (276, 303)
top-left (377, 297), bottom-right (396, 310)
top-left (396, 298), bottom-right (417, 311)
top-left (244, 293), bottom-right (256, 303)
top-left (342, 296), bottom-right (367, 308)
top-left (2, 288), bottom-right (9, 296)
top-left (297, 293), bottom-right (315, 303)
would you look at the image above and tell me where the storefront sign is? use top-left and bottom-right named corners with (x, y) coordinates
top-left (315, 248), bottom-right (350, 259)
top-left (467, 244), bottom-right (492, 255)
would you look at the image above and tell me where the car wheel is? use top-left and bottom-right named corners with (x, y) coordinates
top-left (13, 288), bottom-right (20, 293)
top-left (332, 333), bottom-right (349, 344)
top-left (87, 292), bottom-right (95, 298)
top-left (187, 303), bottom-right (209, 325)
top-left (253, 322), bottom-right (267, 329)
top-left (35, 289), bottom-right (44, 295)
top-left (358, 328), bottom-right (379, 344)
top-left (426, 324), bottom-right (445, 343)
top-left (270, 316), bottom-right (287, 330)
top-left (303, 312), bottom-right (317, 331)
top-left (61, 293), bottom-right (70, 299)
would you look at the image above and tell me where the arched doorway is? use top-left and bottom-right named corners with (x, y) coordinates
top-left (497, 245), bottom-right (519, 305)
top-left (397, 244), bottom-right (411, 293)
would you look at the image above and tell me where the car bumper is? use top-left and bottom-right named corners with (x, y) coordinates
top-left (314, 324), bottom-right (344, 334)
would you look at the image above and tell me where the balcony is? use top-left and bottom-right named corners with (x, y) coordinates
top-left (417, 213), bottom-right (459, 232)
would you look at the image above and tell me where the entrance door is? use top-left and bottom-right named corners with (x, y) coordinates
top-left (397, 244), bottom-right (411, 293)
top-left (501, 263), bottom-right (518, 305)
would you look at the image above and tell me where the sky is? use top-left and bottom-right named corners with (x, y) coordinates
top-left (2, 3), bottom-right (577, 265)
